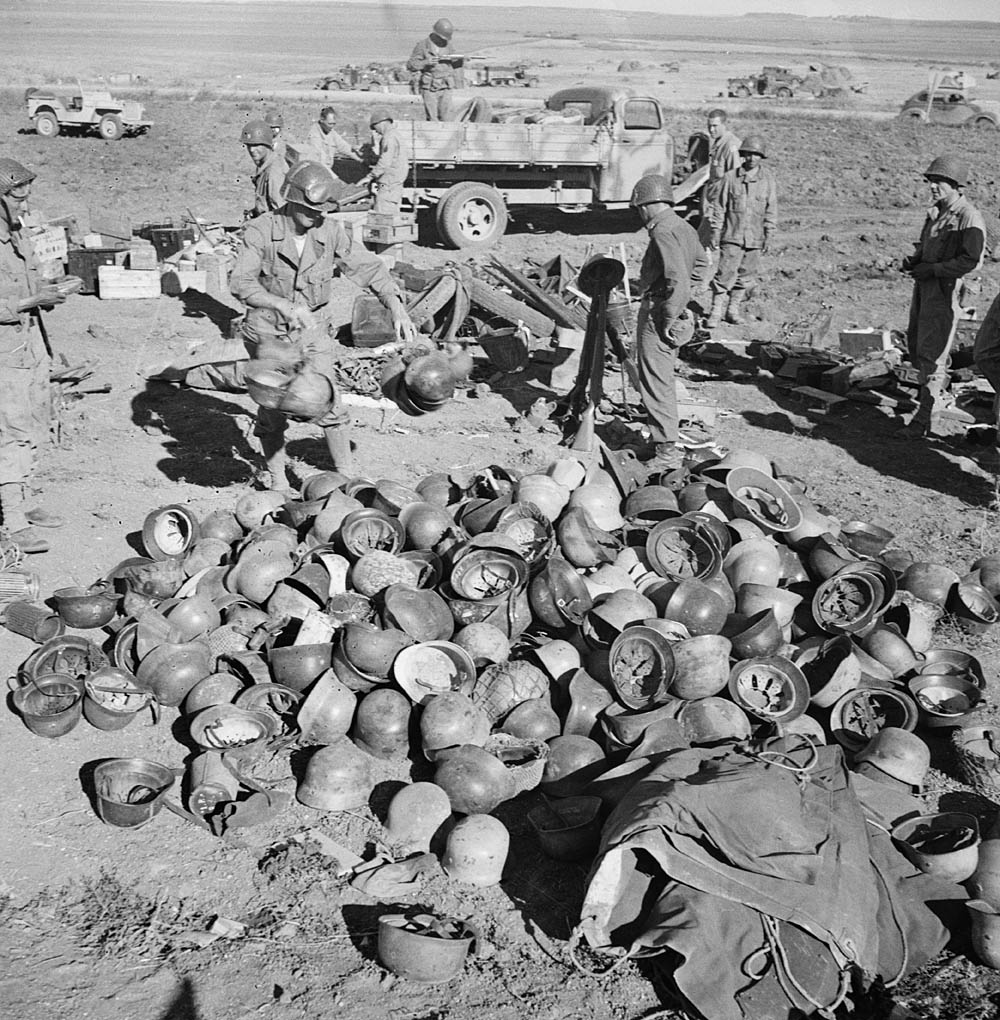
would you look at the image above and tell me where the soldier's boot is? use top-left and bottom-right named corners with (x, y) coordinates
top-left (705, 293), bottom-right (727, 329)
top-left (1, 482), bottom-right (49, 555)
top-left (324, 425), bottom-right (356, 477)
top-left (726, 293), bottom-right (746, 325)
top-left (257, 434), bottom-right (288, 492)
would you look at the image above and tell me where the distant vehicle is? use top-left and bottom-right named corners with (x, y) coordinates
top-left (727, 66), bottom-right (803, 99)
top-left (471, 64), bottom-right (540, 88)
top-left (25, 81), bottom-right (152, 140)
top-left (898, 88), bottom-right (999, 129)
top-left (315, 64), bottom-right (409, 91)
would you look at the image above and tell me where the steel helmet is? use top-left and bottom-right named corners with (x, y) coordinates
top-left (352, 688), bottom-right (412, 760)
top-left (433, 744), bottom-right (515, 814)
top-left (630, 173), bottom-right (674, 208)
top-left (240, 119), bottom-right (273, 147)
top-left (281, 160), bottom-right (346, 211)
top-left (420, 691), bottom-right (490, 761)
top-left (854, 726), bottom-right (930, 787)
top-left (451, 622), bottom-right (511, 667)
top-left (739, 135), bottom-right (767, 157)
top-left (470, 659), bottom-right (549, 724)
top-left (0, 158), bottom-right (36, 195)
top-left (369, 106), bottom-right (394, 128)
top-left (296, 737), bottom-right (374, 810)
top-left (442, 814), bottom-right (509, 887)
top-left (924, 154), bottom-right (969, 187)
top-left (384, 782), bottom-right (453, 852)
top-left (432, 17), bottom-right (454, 40)
top-left (500, 698), bottom-right (561, 741)
top-left (263, 107), bottom-right (284, 129)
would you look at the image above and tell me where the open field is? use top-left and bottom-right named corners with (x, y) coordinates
top-left (3, 5), bottom-right (1000, 1020)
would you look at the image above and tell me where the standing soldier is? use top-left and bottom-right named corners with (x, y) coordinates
top-left (242, 118), bottom-right (288, 220)
top-left (264, 108), bottom-right (287, 162)
top-left (0, 159), bottom-right (66, 554)
top-left (902, 155), bottom-right (985, 437)
top-left (706, 135), bottom-right (777, 328)
top-left (358, 109), bottom-right (408, 214)
top-left (630, 174), bottom-right (708, 472)
top-left (695, 109), bottom-right (741, 288)
top-left (228, 161), bottom-right (417, 485)
top-left (407, 18), bottom-right (459, 121)
top-left (305, 107), bottom-right (363, 168)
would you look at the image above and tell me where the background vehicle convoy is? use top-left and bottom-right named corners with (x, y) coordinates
top-left (315, 64), bottom-right (409, 91)
top-left (898, 87), bottom-right (1000, 128)
top-left (25, 81), bottom-right (152, 139)
top-left (470, 63), bottom-right (540, 87)
top-left (727, 65), bottom-right (804, 99)
top-left (399, 86), bottom-right (708, 248)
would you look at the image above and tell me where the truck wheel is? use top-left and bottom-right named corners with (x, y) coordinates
top-left (98, 114), bottom-right (124, 140)
top-left (527, 77), bottom-right (540, 88)
top-left (468, 278), bottom-right (555, 338)
top-left (734, 86), bottom-right (751, 98)
top-left (34, 112), bottom-right (59, 138)
top-left (775, 87), bottom-right (792, 99)
top-left (436, 183), bottom-right (509, 249)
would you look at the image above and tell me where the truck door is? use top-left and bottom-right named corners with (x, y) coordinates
top-left (599, 98), bottom-right (672, 204)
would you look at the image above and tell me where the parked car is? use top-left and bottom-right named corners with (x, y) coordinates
top-left (727, 66), bottom-right (803, 99)
top-left (25, 81), bottom-right (152, 139)
top-left (898, 88), bottom-right (1000, 129)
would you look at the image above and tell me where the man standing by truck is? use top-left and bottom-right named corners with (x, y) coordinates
top-left (305, 107), bottom-right (364, 168)
top-left (695, 109), bottom-right (741, 288)
top-left (630, 174), bottom-right (708, 471)
top-left (903, 154), bottom-right (985, 438)
top-left (407, 18), bottom-right (459, 121)
top-left (706, 134), bottom-right (777, 327)
top-left (357, 109), bottom-right (408, 214)
top-left (0, 159), bottom-right (67, 554)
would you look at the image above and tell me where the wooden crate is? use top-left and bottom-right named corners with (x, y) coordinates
top-left (128, 244), bottom-right (159, 270)
top-left (97, 266), bottom-right (161, 300)
top-left (31, 226), bottom-right (68, 264)
top-left (363, 215), bottom-right (417, 245)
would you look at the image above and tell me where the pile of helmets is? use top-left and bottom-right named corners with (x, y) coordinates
top-left (380, 350), bottom-right (465, 416)
top-left (6, 448), bottom-right (995, 869)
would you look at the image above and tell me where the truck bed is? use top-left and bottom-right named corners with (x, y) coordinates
top-left (397, 120), bottom-right (610, 168)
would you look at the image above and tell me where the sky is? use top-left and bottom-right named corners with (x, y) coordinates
top-left (159, 0), bottom-right (998, 19)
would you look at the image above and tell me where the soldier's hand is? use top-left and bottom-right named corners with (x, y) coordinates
top-left (393, 310), bottom-right (417, 344)
top-left (288, 305), bottom-right (318, 331)
top-left (20, 285), bottom-right (66, 311)
top-left (910, 263), bottom-right (935, 281)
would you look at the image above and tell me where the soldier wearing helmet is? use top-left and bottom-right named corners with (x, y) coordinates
top-left (406, 18), bottom-right (460, 121)
top-left (0, 159), bottom-right (68, 553)
top-left (901, 154), bottom-right (985, 438)
top-left (357, 108), bottom-right (408, 214)
top-left (223, 160), bottom-right (416, 484)
top-left (705, 134), bottom-right (777, 328)
top-left (629, 173), bottom-right (709, 472)
top-left (241, 118), bottom-right (288, 219)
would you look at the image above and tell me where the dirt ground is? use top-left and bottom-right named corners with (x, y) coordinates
top-left (3, 5), bottom-right (1000, 1020)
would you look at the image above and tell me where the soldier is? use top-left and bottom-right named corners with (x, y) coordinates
top-left (304, 106), bottom-right (363, 167)
top-left (706, 134), bottom-right (777, 328)
top-left (695, 109), bottom-right (741, 288)
top-left (407, 18), bottom-right (459, 121)
top-left (357, 108), bottom-right (408, 214)
top-left (242, 118), bottom-right (288, 220)
top-left (630, 174), bottom-right (709, 472)
top-left (264, 107), bottom-right (287, 162)
top-left (227, 161), bottom-right (417, 485)
top-left (0, 159), bottom-right (67, 554)
top-left (902, 155), bottom-right (985, 437)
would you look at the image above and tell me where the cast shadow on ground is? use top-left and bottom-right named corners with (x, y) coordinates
top-left (158, 978), bottom-right (200, 1020)
top-left (177, 290), bottom-right (241, 338)
top-left (740, 378), bottom-right (996, 507)
top-left (131, 381), bottom-right (258, 487)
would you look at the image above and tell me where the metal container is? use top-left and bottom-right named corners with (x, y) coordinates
top-left (4, 601), bottom-right (64, 643)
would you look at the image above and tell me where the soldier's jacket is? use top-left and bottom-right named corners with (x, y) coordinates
top-left (909, 194), bottom-right (985, 278)
top-left (0, 214), bottom-right (38, 340)
top-left (251, 149), bottom-right (289, 218)
top-left (407, 35), bottom-right (456, 91)
top-left (701, 129), bottom-right (741, 211)
top-left (230, 208), bottom-right (401, 334)
top-left (369, 127), bottom-right (408, 189)
top-left (638, 207), bottom-right (708, 324)
top-left (709, 164), bottom-right (777, 249)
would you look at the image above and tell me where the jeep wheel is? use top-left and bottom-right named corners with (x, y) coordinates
top-left (734, 86), bottom-right (751, 99)
top-left (900, 108), bottom-right (925, 122)
top-left (34, 112), bottom-right (59, 138)
top-left (436, 182), bottom-right (508, 250)
top-left (98, 114), bottom-right (124, 140)
top-left (324, 79), bottom-right (343, 90)
top-left (974, 116), bottom-right (998, 131)
top-left (775, 86), bottom-right (792, 99)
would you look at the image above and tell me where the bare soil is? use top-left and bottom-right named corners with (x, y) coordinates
top-left (3, 6), bottom-right (1000, 1020)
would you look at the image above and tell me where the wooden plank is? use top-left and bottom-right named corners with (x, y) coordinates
top-left (97, 266), bottom-right (161, 300)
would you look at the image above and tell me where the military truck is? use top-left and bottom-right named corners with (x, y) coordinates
top-left (727, 66), bottom-right (804, 100)
top-left (471, 64), bottom-right (540, 88)
top-left (25, 81), bottom-right (152, 139)
top-left (399, 86), bottom-right (707, 249)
